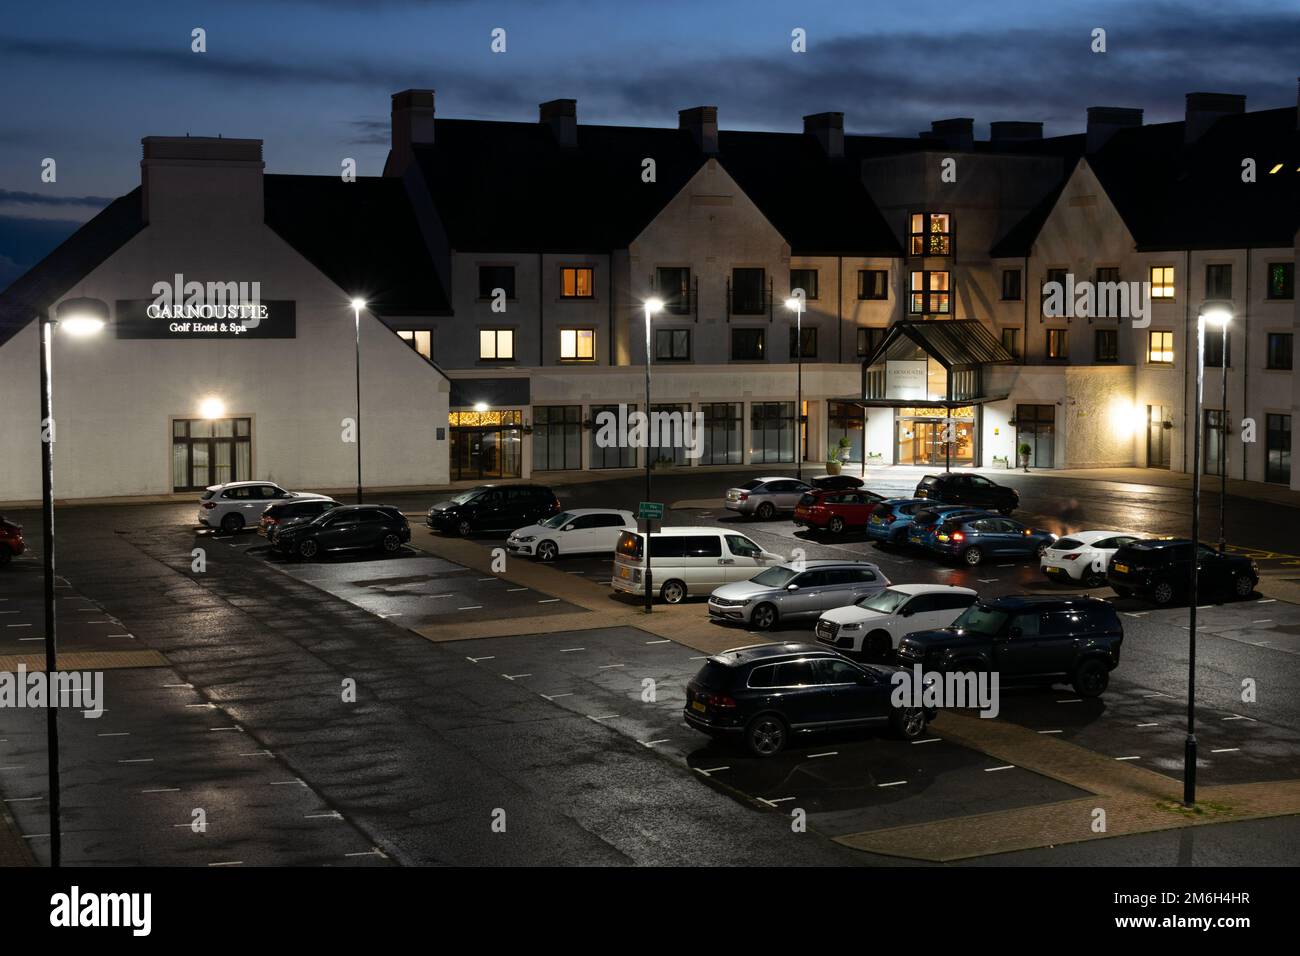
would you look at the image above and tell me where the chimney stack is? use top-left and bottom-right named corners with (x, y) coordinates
top-left (540, 98), bottom-right (577, 148)
top-left (388, 89), bottom-right (435, 175)
top-left (803, 112), bottom-right (844, 159)
top-left (989, 121), bottom-right (1043, 145)
top-left (1086, 107), bottom-right (1142, 153)
top-left (140, 136), bottom-right (264, 227)
top-left (923, 118), bottom-right (974, 151)
top-left (1184, 92), bottom-right (1245, 144)
top-left (679, 106), bottom-right (719, 155)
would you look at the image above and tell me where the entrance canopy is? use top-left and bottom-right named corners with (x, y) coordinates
top-left (861, 319), bottom-right (1013, 405)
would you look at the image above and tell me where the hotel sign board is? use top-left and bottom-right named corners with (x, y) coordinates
top-left (885, 360), bottom-right (928, 400)
top-left (113, 300), bottom-right (296, 339)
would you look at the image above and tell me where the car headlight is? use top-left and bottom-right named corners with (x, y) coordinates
top-left (515, 535), bottom-right (535, 543)
top-left (839, 622), bottom-right (862, 631)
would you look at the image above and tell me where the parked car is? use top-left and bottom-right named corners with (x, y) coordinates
top-left (198, 481), bottom-right (330, 534)
top-left (274, 504), bottom-right (410, 560)
top-left (914, 473), bottom-right (1019, 515)
top-left (1106, 539), bottom-right (1258, 605)
top-left (809, 474), bottom-right (864, 491)
top-left (793, 489), bottom-right (884, 534)
top-left (506, 508), bottom-right (636, 561)
top-left (684, 643), bottom-right (935, 756)
top-left (707, 560), bottom-right (890, 630)
top-left (925, 514), bottom-right (1056, 566)
top-left (426, 484), bottom-right (561, 536)
top-left (1041, 530), bottom-right (1142, 587)
top-left (865, 498), bottom-right (932, 547)
top-left (259, 497), bottom-right (340, 539)
top-left (0, 516), bottom-right (25, 566)
top-left (904, 505), bottom-right (989, 550)
top-left (724, 477), bottom-right (814, 520)
top-left (896, 594), bottom-right (1123, 698)
top-left (816, 584), bottom-right (979, 660)
top-left (611, 527), bottom-right (784, 604)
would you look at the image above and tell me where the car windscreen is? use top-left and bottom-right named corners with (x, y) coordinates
top-left (693, 661), bottom-right (737, 690)
top-left (448, 490), bottom-right (484, 505)
top-left (856, 588), bottom-right (910, 613)
top-left (750, 566), bottom-right (799, 588)
top-left (616, 531), bottom-right (643, 560)
top-left (950, 603), bottom-right (1010, 636)
top-left (541, 512), bottom-right (575, 529)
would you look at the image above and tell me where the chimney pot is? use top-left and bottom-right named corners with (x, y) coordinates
top-left (803, 112), bottom-right (845, 159)
top-left (1086, 106), bottom-right (1143, 152)
top-left (1184, 91), bottom-right (1245, 144)
top-left (540, 98), bottom-right (577, 148)
top-left (679, 106), bottom-right (719, 155)
top-left (928, 118), bottom-right (974, 151)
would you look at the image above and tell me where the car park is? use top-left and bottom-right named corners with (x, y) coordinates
top-left (1041, 530), bottom-right (1141, 587)
top-left (815, 584), bottom-right (979, 660)
top-left (198, 481), bottom-right (329, 534)
top-left (895, 594), bottom-right (1123, 698)
top-left (707, 559), bottom-right (889, 630)
top-left (724, 477), bottom-right (814, 519)
top-left (0, 516), bottom-right (25, 566)
top-left (865, 498), bottom-right (932, 547)
top-left (611, 527), bottom-right (783, 604)
top-left (683, 642), bottom-right (935, 756)
top-left (925, 514), bottom-right (1056, 566)
top-left (426, 484), bottom-right (561, 536)
top-left (914, 473), bottom-right (1019, 515)
top-left (258, 497), bottom-right (340, 539)
top-left (808, 474), bottom-right (864, 491)
top-left (274, 504), bottom-right (410, 560)
top-left (904, 505), bottom-right (989, 550)
top-left (792, 488), bottom-right (884, 534)
top-left (506, 508), bottom-right (635, 561)
top-left (1106, 538), bottom-right (1258, 605)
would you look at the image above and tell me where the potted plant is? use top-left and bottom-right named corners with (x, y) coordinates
top-left (653, 455), bottom-right (675, 471)
top-left (825, 457), bottom-right (842, 475)
top-left (836, 436), bottom-right (852, 463)
top-left (1017, 442), bottom-right (1032, 472)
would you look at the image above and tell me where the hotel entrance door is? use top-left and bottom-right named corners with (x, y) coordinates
top-left (449, 410), bottom-right (522, 480)
top-left (895, 408), bottom-right (975, 466)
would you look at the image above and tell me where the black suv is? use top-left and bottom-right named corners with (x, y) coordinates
top-left (914, 473), bottom-right (1019, 515)
top-left (426, 484), bottom-right (561, 536)
top-left (684, 643), bottom-right (934, 757)
top-left (274, 504), bottom-right (410, 559)
top-left (896, 595), bottom-right (1123, 698)
top-left (1107, 539), bottom-right (1258, 606)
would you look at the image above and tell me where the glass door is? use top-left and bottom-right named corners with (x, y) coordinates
top-left (1147, 404), bottom-right (1171, 469)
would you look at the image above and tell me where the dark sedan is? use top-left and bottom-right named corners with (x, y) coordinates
top-left (924, 514), bottom-right (1056, 566)
top-left (914, 473), bottom-right (1019, 515)
top-left (1107, 538), bottom-right (1258, 605)
top-left (259, 497), bottom-right (339, 539)
top-left (274, 504), bottom-right (410, 560)
top-left (684, 642), bottom-right (933, 757)
top-left (426, 484), bottom-right (561, 536)
top-left (0, 516), bottom-right (24, 566)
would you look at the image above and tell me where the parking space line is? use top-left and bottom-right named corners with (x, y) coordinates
top-left (117, 758), bottom-right (153, 764)
top-left (807, 751), bottom-right (838, 758)
top-left (1056, 698), bottom-right (1083, 704)
top-left (345, 848), bottom-right (389, 858)
top-left (1136, 722), bottom-right (1160, 727)
top-left (457, 605), bottom-right (483, 611)
top-left (538, 598), bottom-right (561, 604)
top-left (645, 639), bottom-right (671, 645)
top-left (640, 739), bottom-right (670, 747)
top-left (271, 779), bottom-right (307, 787)
top-left (877, 780), bottom-right (908, 788)
top-left (1143, 692), bottom-right (1171, 698)
top-left (305, 811), bottom-right (343, 820)
top-left (1115, 756), bottom-right (1142, 761)
top-left (96, 732), bottom-right (130, 738)
top-left (1253, 619), bottom-right (1274, 624)
top-left (759, 796), bottom-right (797, 805)
top-left (208, 861), bottom-right (244, 867)
top-left (559, 647), bottom-right (584, 653)
top-left (502, 673), bottom-right (531, 680)
top-left (1255, 599), bottom-right (1276, 604)
top-left (507, 587), bottom-right (529, 592)
top-left (694, 766), bottom-right (729, 776)
top-left (238, 750), bottom-right (273, 757)
top-left (4, 797), bottom-right (42, 803)
top-left (985, 765), bottom-right (1016, 772)
top-left (1211, 747), bottom-right (1240, 753)
top-left (911, 737), bottom-right (942, 744)
top-left (587, 713), bottom-right (619, 721)
top-left (1222, 714), bottom-right (1257, 722)
top-left (541, 693), bottom-right (573, 700)
top-left (466, 655), bottom-right (494, 663)
top-left (141, 788), bottom-right (180, 794)
top-left (598, 663), bottom-right (625, 669)
top-left (476, 577), bottom-right (496, 582)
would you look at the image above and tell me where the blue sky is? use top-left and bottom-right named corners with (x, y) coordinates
top-left (1, 0), bottom-right (1297, 284)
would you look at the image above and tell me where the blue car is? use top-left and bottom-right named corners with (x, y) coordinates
top-left (865, 498), bottom-right (931, 546)
top-left (904, 505), bottom-right (991, 550)
top-left (926, 514), bottom-right (1058, 566)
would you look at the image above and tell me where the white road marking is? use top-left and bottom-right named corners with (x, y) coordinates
top-left (96, 732), bottom-right (130, 738)
top-left (1211, 747), bottom-right (1240, 753)
top-left (502, 674), bottom-right (531, 680)
top-left (457, 606), bottom-right (483, 611)
top-left (4, 797), bottom-right (42, 803)
top-left (759, 796), bottom-right (797, 805)
top-left (107, 633), bottom-right (133, 638)
top-left (162, 683), bottom-right (193, 688)
top-left (538, 598), bottom-right (561, 604)
top-left (1222, 714), bottom-right (1257, 722)
top-left (1136, 722), bottom-right (1160, 728)
top-left (476, 577), bottom-right (497, 581)
top-left (1115, 756), bottom-right (1142, 761)
top-left (507, 587), bottom-right (529, 592)
top-left (559, 647), bottom-right (585, 653)
top-left (1124, 612), bottom-right (1148, 618)
top-left (1056, 698), bottom-right (1083, 704)
top-left (541, 693), bottom-right (573, 700)
top-left (985, 765), bottom-right (1016, 772)
top-left (645, 639), bottom-right (671, 645)
top-left (1143, 692), bottom-right (1171, 699)
top-left (640, 739), bottom-right (670, 747)
top-left (141, 788), bottom-right (180, 794)
top-left (807, 751), bottom-right (838, 758)
top-left (695, 766), bottom-right (729, 776)
top-left (305, 811), bottom-right (343, 820)
top-left (1255, 598), bottom-right (1276, 604)
top-left (16, 638), bottom-right (40, 642)
top-left (466, 655), bottom-right (495, 663)
top-left (912, 737), bottom-right (942, 744)
top-left (239, 750), bottom-right (273, 757)
top-left (1252, 619), bottom-right (1274, 624)
top-left (345, 848), bottom-right (389, 858)
top-left (598, 663), bottom-right (626, 669)
top-left (185, 703), bottom-right (217, 709)
top-left (208, 861), bottom-right (244, 867)
top-left (877, 780), bottom-right (908, 788)
top-left (5, 624), bottom-right (32, 628)
top-left (978, 578), bottom-right (999, 583)
top-left (117, 758), bottom-right (153, 764)
top-left (1249, 641), bottom-right (1272, 646)
top-left (208, 727), bottom-right (243, 732)
top-left (587, 713), bottom-right (619, 721)
top-left (271, 779), bottom-right (307, 787)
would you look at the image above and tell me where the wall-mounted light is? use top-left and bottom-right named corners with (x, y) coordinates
top-left (473, 402), bottom-right (489, 413)
top-left (198, 396), bottom-right (226, 420)
top-left (55, 296), bottom-right (109, 337)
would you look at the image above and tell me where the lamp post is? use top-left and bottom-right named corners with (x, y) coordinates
top-left (642, 297), bottom-right (663, 614)
top-left (1217, 316), bottom-right (1229, 554)
top-left (1185, 301), bottom-right (1233, 807)
top-left (350, 298), bottom-right (366, 504)
top-left (784, 293), bottom-right (805, 481)
top-left (38, 297), bottom-right (107, 867)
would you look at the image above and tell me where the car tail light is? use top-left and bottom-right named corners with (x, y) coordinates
top-left (703, 692), bottom-right (737, 709)
top-left (1062, 553), bottom-right (1080, 561)
top-left (202, 501), bottom-right (216, 510)
top-left (951, 532), bottom-right (965, 542)
top-left (738, 492), bottom-right (749, 501)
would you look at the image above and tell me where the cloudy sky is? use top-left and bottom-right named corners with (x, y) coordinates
top-left (1, 0), bottom-right (1297, 285)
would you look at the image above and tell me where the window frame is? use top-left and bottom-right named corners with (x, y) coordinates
top-left (789, 268), bottom-right (819, 301)
top-left (858, 269), bottom-right (889, 301)
top-left (1094, 328), bottom-right (1119, 363)
top-left (909, 212), bottom-right (952, 257)
top-left (478, 328), bottom-right (516, 361)
top-left (1266, 262), bottom-right (1295, 300)
top-left (1146, 330), bottom-right (1174, 366)
top-left (1265, 332), bottom-right (1293, 371)
top-left (477, 264), bottom-right (517, 301)
top-left (1045, 328), bottom-right (1069, 362)
top-left (654, 327), bottom-right (691, 361)
top-left (731, 327), bottom-right (766, 361)
top-left (1000, 269), bottom-right (1022, 301)
top-left (788, 325), bottom-right (818, 360)
top-left (908, 270), bottom-right (951, 315)
top-left (1149, 265), bottom-right (1176, 300)
top-left (559, 266), bottom-right (595, 299)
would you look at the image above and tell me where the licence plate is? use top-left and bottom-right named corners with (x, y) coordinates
top-left (871, 515), bottom-right (884, 525)
top-left (619, 566), bottom-right (631, 579)
top-left (1114, 563), bottom-right (1129, 573)
top-left (691, 701), bottom-right (706, 713)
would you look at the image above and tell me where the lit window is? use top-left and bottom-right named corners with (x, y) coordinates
top-left (1150, 266), bottom-right (1176, 299)
top-left (561, 267), bottom-right (594, 298)
top-left (1046, 329), bottom-right (1068, 361)
top-left (397, 330), bottom-right (432, 360)
top-left (1266, 263), bottom-right (1294, 300)
top-left (909, 271), bottom-right (950, 314)
top-left (559, 328), bottom-right (594, 360)
top-left (1147, 330), bottom-right (1174, 365)
top-left (479, 329), bottom-right (514, 360)
top-left (909, 213), bottom-right (951, 256)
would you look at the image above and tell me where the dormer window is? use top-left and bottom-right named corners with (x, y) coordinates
top-left (910, 213), bottom-right (951, 256)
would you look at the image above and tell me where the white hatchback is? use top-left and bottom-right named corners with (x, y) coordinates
top-left (507, 508), bottom-right (636, 561)
top-left (197, 481), bottom-right (329, 534)
top-left (815, 584), bottom-right (978, 660)
top-left (1040, 530), bottom-right (1142, 586)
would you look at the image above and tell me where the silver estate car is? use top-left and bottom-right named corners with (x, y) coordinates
top-left (724, 477), bottom-right (814, 519)
top-left (707, 559), bottom-right (890, 631)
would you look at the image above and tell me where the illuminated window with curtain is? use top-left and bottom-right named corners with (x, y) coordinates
top-left (909, 213), bottom-right (951, 256)
top-left (479, 329), bottom-right (515, 360)
top-left (1046, 329), bottom-right (1068, 361)
top-left (909, 271), bottom-right (950, 314)
top-left (172, 418), bottom-right (251, 492)
top-left (559, 328), bottom-right (594, 361)
top-left (397, 330), bottom-right (432, 360)
top-left (1266, 262), bottom-right (1294, 300)
top-left (1150, 266), bottom-right (1176, 299)
top-left (1147, 330), bottom-right (1174, 365)
top-left (561, 267), bottom-right (594, 298)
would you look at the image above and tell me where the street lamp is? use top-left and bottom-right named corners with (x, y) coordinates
top-left (1185, 301), bottom-right (1233, 807)
top-left (784, 292), bottom-right (805, 480)
top-left (39, 296), bottom-right (107, 868)
top-left (642, 297), bottom-right (663, 614)
top-left (350, 298), bottom-right (366, 505)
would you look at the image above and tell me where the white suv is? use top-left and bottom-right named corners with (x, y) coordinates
top-left (197, 481), bottom-right (328, 534)
top-left (815, 584), bottom-right (978, 660)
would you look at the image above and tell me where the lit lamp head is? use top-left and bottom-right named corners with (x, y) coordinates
top-left (473, 402), bottom-right (489, 413)
top-left (784, 296), bottom-right (805, 312)
top-left (54, 296), bottom-right (109, 337)
top-left (198, 396), bottom-right (226, 420)
top-left (350, 298), bottom-right (367, 312)
top-left (1199, 300), bottom-right (1233, 328)
top-left (644, 297), bottom-right (664, 316)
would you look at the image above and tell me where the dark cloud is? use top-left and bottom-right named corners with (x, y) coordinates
top-left (0, 189), bottom-right (114, 208)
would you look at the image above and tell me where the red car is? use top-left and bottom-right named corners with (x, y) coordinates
top-left (0, 516), bottom-right (25, 566)
top-left (793, 489), bottom-right (884, 534)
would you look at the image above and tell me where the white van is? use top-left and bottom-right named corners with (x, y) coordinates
top-left (611, 527), bottom-right (785, 604)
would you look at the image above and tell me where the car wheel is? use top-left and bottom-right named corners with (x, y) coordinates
top-left (1111, 585), bottom-right (1132, 598)
top-left (998, 506), bottom-right (1015, 516)
top-left (659, 579), bottom-right (687, 605)
top-left (456, 519), bottom-right (473, 537)
top-left (1152, 580), bottom-right (1176, 606)
top-left (891, 706), bottom-right (927, 740)
top-left (0, 544), bottom-right (11, 567)
top-left (756, 502), bottom-right (776, 521)
top-left (1233, 573), bottom-right (1255, 599)
top-left (865, 630), bottom-right (892, 661)
top-left (297, 538), bottom-right (319, 560)
top-left (828, 516), bottom-right (845, 535)
top-left (1072, 658), bottom-right (1110, 698)
top-left (750, 602), bottom-right (778, 631)
top-left (380, 533), bottom-right (401, 553)
top-left (962, 546), bottom-right (984, 566)
top-left (536, 540), bottom-right (559, 562)
top-left (1035, 542), bottom-right (1049, 558)
top-left (1084, 570), bottom-right (1106, 587)
top-left (745, 714), bottom-right (788, 757)
top-left (220, 513), bottom-right (244, 534)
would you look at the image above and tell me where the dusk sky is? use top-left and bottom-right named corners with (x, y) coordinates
top-left (1, 0), bottom-right (1297, 285)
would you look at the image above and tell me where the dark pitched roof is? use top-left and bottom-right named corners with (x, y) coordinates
top-left (866, 318), bottom-right (1014, 369)
top-left (989, 168), bottom-right (1074, 258)
top-left (411, 119), bottom-right (902, 255)
top-left (0, 188), bottom-right (145, 348)
top-left (264, 174), bottom-right (450, 315)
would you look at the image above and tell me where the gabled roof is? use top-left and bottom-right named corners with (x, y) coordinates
top-left (989, 169), bottom-right (1074, 258)
top-left (865, 319), bottom-right (1014, 369)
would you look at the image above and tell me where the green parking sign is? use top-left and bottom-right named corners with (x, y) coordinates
top-left (638, 501), bottom-right (664, 520)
